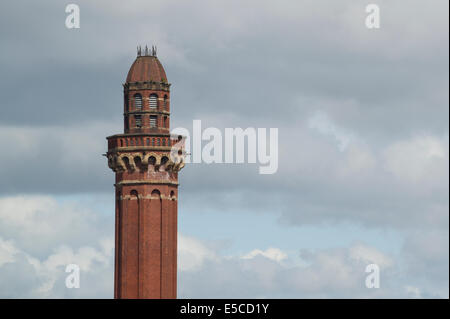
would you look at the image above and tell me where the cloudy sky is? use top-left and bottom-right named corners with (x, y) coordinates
top-left (0, 0), bottom-right (448, 298)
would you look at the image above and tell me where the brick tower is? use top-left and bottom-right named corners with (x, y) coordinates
top-left (106, 46), bottom-right (184, 299)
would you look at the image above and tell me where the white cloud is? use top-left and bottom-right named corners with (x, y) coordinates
top-left (0, 195), bottom-right (115, 298)
top-left (0, 238), bottom-right (18, 267)
top-left (178, 234), bottom-right (217, 272)
top-left (349, 243), bottom-right (393, 269)
top-left (0, 196), bottom-right (113, 257)
top-left (178, 238), bottom-right (440, 298)
top-left (0, 194), bottom-right (447, 298)
top-left (383, 134), bottom-right (449, 185)
top-left (308, 110), bottom-right (356, 152)
top-left (405, 285), bottom-right (422, 298)
top-left (241, 248), bottom-right (287, 263)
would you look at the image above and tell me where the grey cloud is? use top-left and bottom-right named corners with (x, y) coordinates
top-left (0, 123), bottom-right (116, 194)
top-left (0, 0), bottom-right (448, 298)
top-left (0, 0), bottom-right (447, 136)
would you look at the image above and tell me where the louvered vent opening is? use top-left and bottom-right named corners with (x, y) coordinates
top-left (149, 94), bottom-right (158, 109)
top-left (150, 115), bottom-right (157, 128)
top-left (163, 95), bottom-right (168, 110)
top-left (134, 94), bottom-right (142, 110)
top-left (135, 115), bottom-right (142, 128)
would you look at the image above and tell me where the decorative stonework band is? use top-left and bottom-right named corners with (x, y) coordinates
top-left (107, 151), bottom-right (184, 173)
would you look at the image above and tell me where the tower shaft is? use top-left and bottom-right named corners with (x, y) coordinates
top-left (114, 183), bottom-right (178, 298)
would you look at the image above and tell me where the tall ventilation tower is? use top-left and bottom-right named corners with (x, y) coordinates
top-left (106, 46), bottom-right (184, 299)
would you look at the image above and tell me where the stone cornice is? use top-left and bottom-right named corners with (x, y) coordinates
top-left (107, 151), bottom-right (185, 173)
top-left (107, 146), bottom-right (173, 152)
top-left (124, 110), bottom-right (170, 116)
top-left (119, 193), bottom-right (178, 200)
top-left (124, 81), bottom-right (171, 92)
top-left (116, 180), bottom-right (179, 187)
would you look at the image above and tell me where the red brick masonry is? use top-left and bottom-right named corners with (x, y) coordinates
top-left (106, 52), bottom-right (184, 298)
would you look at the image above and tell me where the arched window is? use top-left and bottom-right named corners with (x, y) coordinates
top-left (150, 115), bottom-right (157, 128)
top-left (151, 189), bottom-right (161, 197)
top-left (148, 156), bottom-right (156, 166)
top-left (149, 94), bottom-right (158, 109)
top-left (163, 116), bottom-right (167, 128)
top-left (130, 189), bottom-right (138, 197)
top-left (124, 116), bottom-right (129, 131)
top-left (163, 95), bottom-right (168, 110)
top-left (123, 157), bottom-right (131, 170)
top-left (124, 94), bottom-right (129, 112)
top-left (134, 156), bottom-right (142, 168)
top-left (134, 94), bottom-right (142, 110)
top-left (134, 115), bottom-right (142, 128)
